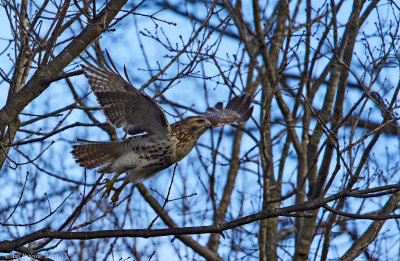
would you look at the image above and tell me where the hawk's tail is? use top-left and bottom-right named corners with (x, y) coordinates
top-left (71, 141), bottom-right (124, 173)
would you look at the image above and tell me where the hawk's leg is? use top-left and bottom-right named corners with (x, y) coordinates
top-left (111, 180), bottom-right (129, 206)
top-left (101, 173), bottom-right (122, 198)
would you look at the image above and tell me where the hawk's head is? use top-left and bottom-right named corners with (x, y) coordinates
top-left (186, 116), bottom-right (212, 137)
top-left (170, 116), bottom-right (212, 161)
top-left (171, 116), bottom-right (212, 140)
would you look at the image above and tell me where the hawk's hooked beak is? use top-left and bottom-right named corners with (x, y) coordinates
top-left (207, 121), bottom-right (213, 129)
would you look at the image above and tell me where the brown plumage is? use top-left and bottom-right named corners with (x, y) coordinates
top-left (72, 57), bottom-right (253, 205)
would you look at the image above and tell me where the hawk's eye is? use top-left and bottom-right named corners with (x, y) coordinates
top-left (196, 119), bottom-right (205, 124)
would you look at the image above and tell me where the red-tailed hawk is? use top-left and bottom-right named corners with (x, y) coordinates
top-left (72, 59), bottom-right (253, 205)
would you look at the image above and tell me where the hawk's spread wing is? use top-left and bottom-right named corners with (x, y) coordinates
top-left (202, 94), bottom-right (253, 127)
top-left (81, 62), bottom-right (172, 137)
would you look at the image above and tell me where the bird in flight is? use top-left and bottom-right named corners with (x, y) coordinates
top-left (72, 58), bottom-right (253, 205)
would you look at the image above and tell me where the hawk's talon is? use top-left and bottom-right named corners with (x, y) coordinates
top-left (101, 178), bottom-right (117, 198)
top-left (110, 187), bottom-right (123, 206)
top-left (109, 182), bottom-right (129, 206)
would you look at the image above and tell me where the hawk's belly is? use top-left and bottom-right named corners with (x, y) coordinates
top-left (107, 135), bottom-right (197, 184)
top-left (109, 138), bottom-right (176, 182)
